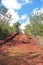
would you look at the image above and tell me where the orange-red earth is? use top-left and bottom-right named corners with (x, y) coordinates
top-left (0, 33), bottom-right (43, 65)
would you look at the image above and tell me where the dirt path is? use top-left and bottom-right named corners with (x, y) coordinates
top-left (0, 33), bottom-right (43, 65)
top-left (0, 51), bottom-right (43, 65)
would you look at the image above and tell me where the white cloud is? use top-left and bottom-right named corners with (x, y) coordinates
top-left (6, 9), bottom-right (19, 26)
top-left (22, 0), bottom-right (33, 4)
top-left (20, 18), bottom-right (30, 29)
top-left (20, 19), bottom-right (30, 33)
top-left (20, 14), bottom-right (30, 33)
top-left (32, 8), bottom-right (43, 16)
top-left (20, 14), bottom-right (28, 20)
top-left (1, 0), bottom-right (22, 10)
top-left (1, 0), bottom-right (22, 26)
top-left (1, 0), bottom-right (33, 10)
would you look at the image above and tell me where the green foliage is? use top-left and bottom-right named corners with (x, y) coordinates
top-left (13, 22), bottom-right (20, 33)
top-left (0, 5), bottom-right (8, 15)
top-left (0, 19), bottom-right (9, 39)
top-left (0, 5), bottom-right (14, 39)
top-left (0, 17), bottom-right (21, 40)
top-left (25, 14), bottom-right (43, 36)
top-left (38, 24), bottom-right (43, 36)
top-left (0, 4), bottom-right (21, 39)
top-left (24, 24), bottom-right (32, 35)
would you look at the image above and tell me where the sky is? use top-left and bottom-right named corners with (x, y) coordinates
top-left (0, 0), bottom-right (43, 31)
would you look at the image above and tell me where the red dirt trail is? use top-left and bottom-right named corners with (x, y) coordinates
top-left (0, 33), bottom-right (43, 65)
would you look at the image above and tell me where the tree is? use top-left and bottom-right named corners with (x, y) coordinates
top-left (0, 2), bottom-right (14, 39)
top-left (25, 14), bottom-right (43, 36)
top-left (24, 24), bottom-right (32, 35)
top-left (13, 22), bottom-right (20, 33)
top-left (0, 1), bottom-right (7, 15)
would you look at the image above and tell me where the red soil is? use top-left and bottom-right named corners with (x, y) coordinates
top-left (0, 33), bottom-right (43, 65)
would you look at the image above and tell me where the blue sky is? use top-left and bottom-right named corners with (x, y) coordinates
top-left (18, 0), bottom-right (42, 15)
top-left (0, 0), bottom-right (43, 30)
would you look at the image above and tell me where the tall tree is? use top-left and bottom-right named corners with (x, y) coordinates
top-left (13, 22), bottom-right (20, 33)
top-left (0, 0), bottom-right (7, 15)
top-left (24, 24), bottom-right (32, 35)
top-left (30, 14), bottom-right (43, 35)
top-left (25, 14), bottom-right (43, 36)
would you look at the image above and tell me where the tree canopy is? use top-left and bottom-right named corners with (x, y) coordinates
top-left (25, 14), bottom-right (43, 36)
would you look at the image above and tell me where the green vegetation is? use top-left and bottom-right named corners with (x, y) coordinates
top-left (0, 3), bottom-right (43, 40)
top-left (25, 14), bottom-right (43, 36)
top-left (0, 18), bottom-right (21, 39)
top-left (13, 22), bottom-right (21, 33)
top-left (0, 3), bottom-right (21, 39)
top-left (0, 4), bottom-right (7, 15)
